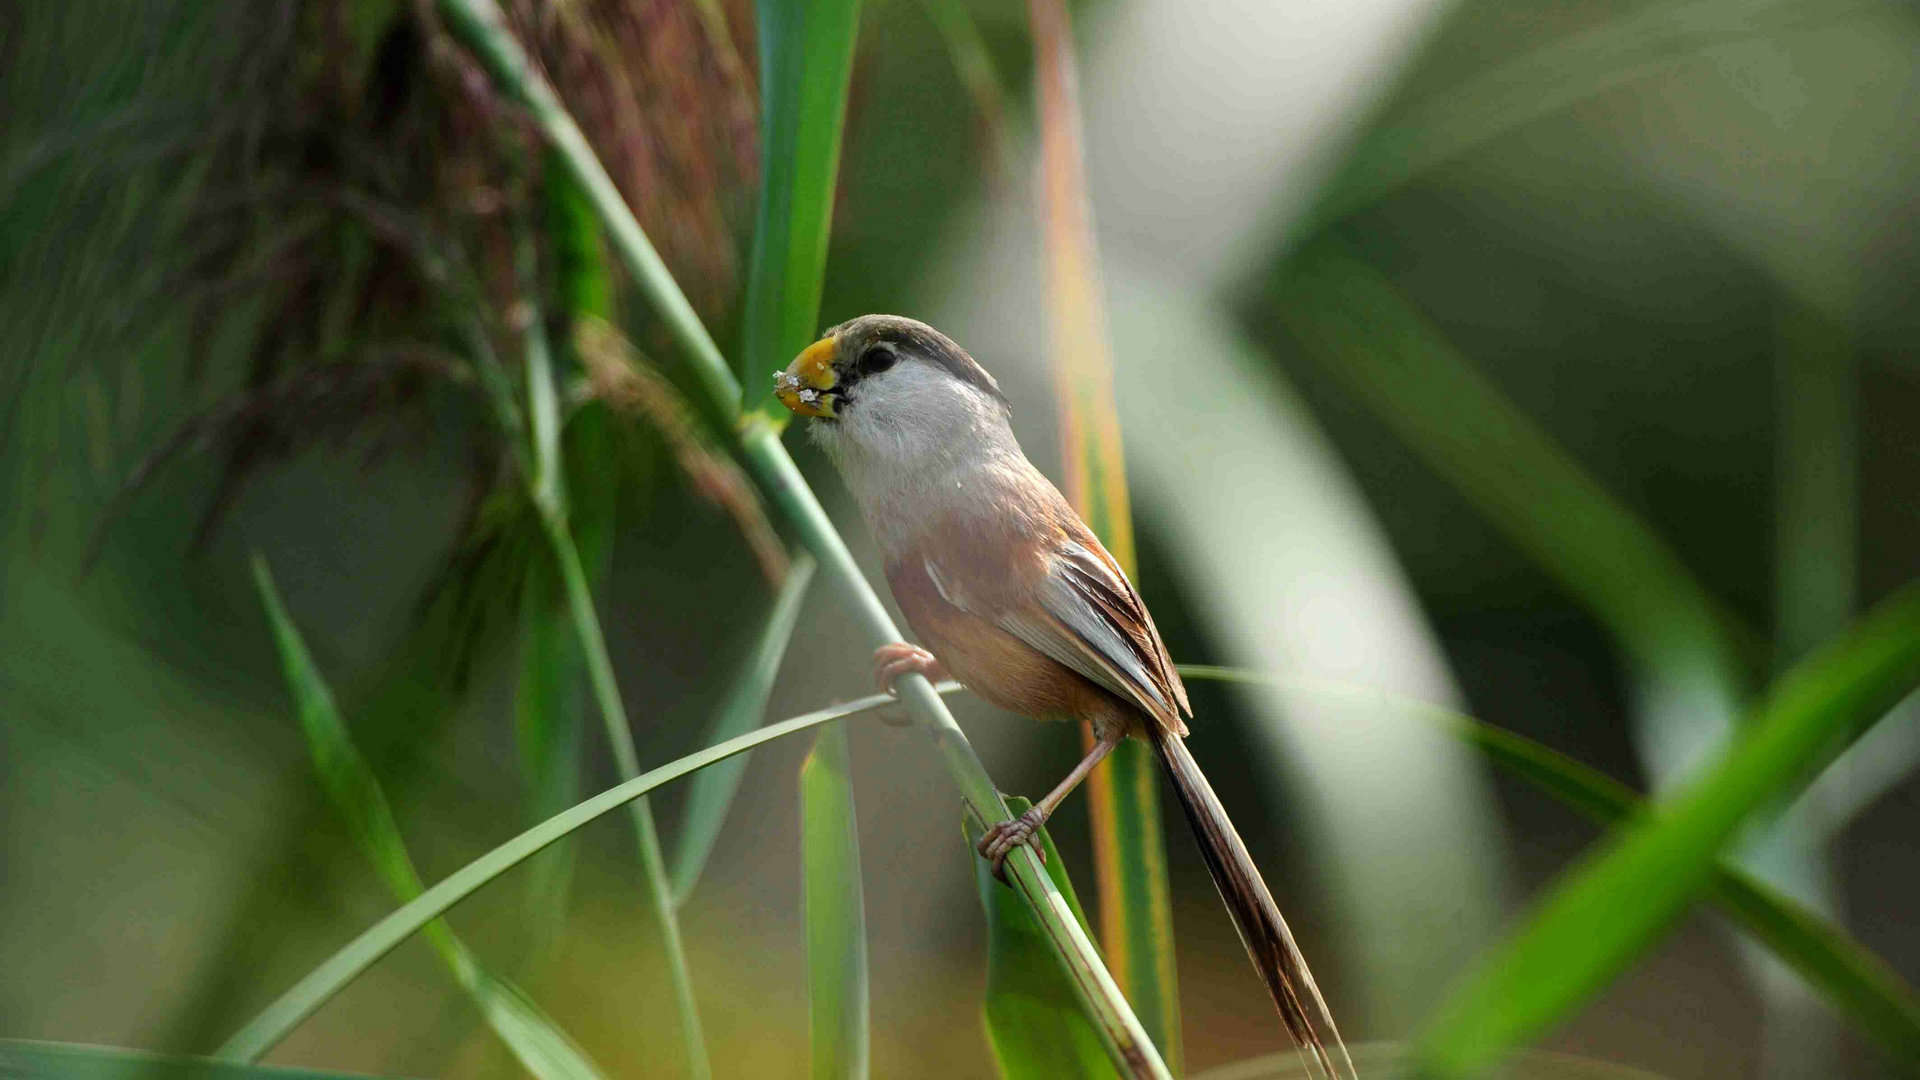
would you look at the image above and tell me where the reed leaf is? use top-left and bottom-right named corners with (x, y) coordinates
top-left (249, 556), bottom-right (605, 1080)
top-left (967, 798), bottom-right (1118, 1080)
top-left (1176, 666), bottom-right (1920, 1068)
top-left (740, 0), bottom-right (863, 408)
top-left (1410, 583), bottom-right (1920, 1075)
top-left (216, 684), bottom-right (964, 1064)
top-left (1027, 1), bottom-right (1180, 1064)
top-left (434, 3), bottom-right (1171, 1072)
top-left (800, 723), bottom-right (870, 1080)
top-left (671, 556), bottom-right (817, 906)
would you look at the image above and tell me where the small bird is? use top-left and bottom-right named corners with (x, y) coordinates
top-left (774, 314), bottom-right (1354, 1079)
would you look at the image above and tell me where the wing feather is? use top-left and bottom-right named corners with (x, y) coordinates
top-left (926, 539), bottom-right (1190, 734)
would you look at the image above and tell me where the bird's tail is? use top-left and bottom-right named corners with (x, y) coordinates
top-left (1150, 727), bottom-right (1356, 1080)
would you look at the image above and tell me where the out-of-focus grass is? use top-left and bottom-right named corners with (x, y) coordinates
top-left (1177, 666), bottom-right (1920, 1068)
top-left (252, 556), bottom-right (604, 1080)
top-left (800, 724), bottom-right (870, 1079)
top-left (1413, 584), bottom-right (1920, 1075)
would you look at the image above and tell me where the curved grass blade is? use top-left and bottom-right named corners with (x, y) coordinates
top-left (0, 1040), bottom-right (389, 1079)
top-left (1027, 1), bottom-right (1180, 1063)
top-left (216, 681), bottom-right (965, 1064)
top-left (740, 0), bottom-right (863, 408)
top-left (434, 4), bottom-right (1172, 1071)
top-left (966, 798), bottom-right (1118, 1080)
top-left (1176, 665), bottom-right (1920, 1068)
top-left (671, 555), bottom-right (816, 905)
top-left (800, 723), bottom-right (870, 1080)
top-left (1408, 583), bottom-right (1920, 1076)
top-left (250, 556), bottom-right (605, 1080)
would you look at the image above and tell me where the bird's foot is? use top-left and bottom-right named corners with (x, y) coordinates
top-left (872, 642), bottom-right (946, 697)
top-left (977, 806), bottom-right (1048, 883)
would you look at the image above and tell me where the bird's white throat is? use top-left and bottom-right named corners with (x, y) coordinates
top-left (808, 362), bottom-right (1028, 560)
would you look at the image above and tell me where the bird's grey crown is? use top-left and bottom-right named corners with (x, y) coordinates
top-left (826, 314), bottom-right (1009, 413)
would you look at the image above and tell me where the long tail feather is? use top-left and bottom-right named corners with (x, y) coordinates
top-left (1151, 729), bottom-right (1356, 1080)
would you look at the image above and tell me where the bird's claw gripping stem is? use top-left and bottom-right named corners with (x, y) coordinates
top-left (872, 641), bottom-right (945, 696)
top-left (977, 806), bottom-right (1048, 883)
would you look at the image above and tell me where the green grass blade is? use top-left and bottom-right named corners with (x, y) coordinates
top-left (250, 556), bottom-right (605, 1080)
top-left (800, 723), bottom-right (870, 1080)
top-left (217, 682), bottom-right (965, 1064)
top-left (1176, 665), bottom-right (1920, 1067)
top-left (740, 0), bottom-right (863, 408)
top-left (966, 797), bottom-right (1118, 1080)
top-left (671, 555), bottom-right (817, 906)
top-left (1408, 584), bottom-right (1920, 1076)
top-left (436, 5), bottom-right (1172, 1070)
top-left (1027, 1), bottom-right (1181, 1063)
top-left (0, 1040), bottom-right (387, 1079)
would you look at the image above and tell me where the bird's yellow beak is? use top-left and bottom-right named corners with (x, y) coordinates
top-left (773, 336), bottom-right (840, 418)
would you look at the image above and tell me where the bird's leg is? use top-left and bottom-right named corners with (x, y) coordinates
top-left (871, 641), bottom-right (947, 695)
top-left (979, 725), bottom-right (1126, 882)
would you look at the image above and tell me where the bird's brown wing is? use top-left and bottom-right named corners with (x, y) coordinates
top-left (927, 533), bottom-right (1190, 736)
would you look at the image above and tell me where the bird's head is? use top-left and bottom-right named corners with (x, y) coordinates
top-left (773, 314), bottom-right (1012, 473)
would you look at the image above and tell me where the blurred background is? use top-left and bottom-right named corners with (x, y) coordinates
top-left (3, 0), bottom-right (1916, 1077)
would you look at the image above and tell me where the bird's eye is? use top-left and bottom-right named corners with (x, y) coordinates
top-left (858, 344), bottom-right (897, 375)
